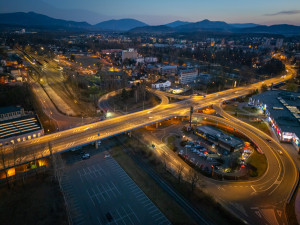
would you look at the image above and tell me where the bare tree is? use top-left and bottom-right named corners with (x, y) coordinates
top-left (188, 169), bottom-right (201, 193)
top-left (0, 146), bottom-right (10, 189)
top-left (177, 164), bottom-right (184, 184)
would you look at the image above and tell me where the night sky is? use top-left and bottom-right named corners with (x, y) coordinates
top-left (0, 0), bottom-right (300, 25)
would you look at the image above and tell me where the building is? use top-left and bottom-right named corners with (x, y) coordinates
top-left (250, 90), bottom-right (300, 151)
top-left (276, 39), bottom-right (284, 49)
top-left (160, 65), bottom-right (177, 76)
top-left (178, 67), bottom-right (198, 84)
top-left (0, 115), bottom-right (44, 145)
top-left (197, 73), bottom-right (211, 84)
top-left (0, 106), bottom-right (24, 121)
top-left (144, 57), bottom-right (158, 63)
top-left (0, 106), bottom-right (44, 145)
top-left (196, 125), bottom-right (244, 152)
top-left (151, 79), bottom-right (171, 89)
top-left (122, 48), bottom-right (138, 62)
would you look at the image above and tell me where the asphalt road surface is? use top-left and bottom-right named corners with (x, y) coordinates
top-left (60, 149), bottom-right (170, 225)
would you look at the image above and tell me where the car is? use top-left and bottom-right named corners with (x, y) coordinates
top-left (81, 153), bottom-right (90, 160)
top-left (266, 138), bottom-right (272, 143)
top-left (84, 126), bottom-right (92, 131)
top-left (106, 212), bottom-right (113, 222)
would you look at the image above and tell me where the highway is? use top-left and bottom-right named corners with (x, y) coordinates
top-left (2, 52), bottom-right (297, 224)
top-left (1, 71), bottom-right (293, 168)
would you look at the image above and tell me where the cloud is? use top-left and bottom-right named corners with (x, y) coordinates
top-left (265, 10), bottom-right (300, 16)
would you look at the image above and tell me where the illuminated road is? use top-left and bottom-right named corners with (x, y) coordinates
top-left (2, 56), bottom-right (297, 224)
top-left (2, 71), bottom-right (293, 164)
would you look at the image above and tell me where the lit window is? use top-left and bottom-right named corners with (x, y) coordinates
top-left (28, 136), bottom-right (31, 140)
top-left (17, 138), bottom-right (21, 142)
top-left (33, 134), bottom-right (36, 138)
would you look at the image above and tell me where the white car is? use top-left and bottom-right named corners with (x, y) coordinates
top-left (82, 153), bottom-right (90, 160)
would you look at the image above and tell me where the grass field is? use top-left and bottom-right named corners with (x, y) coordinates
top-left (247, 151), bottom-right (268, 178)
top-left (248, 122), bottom-right (272, 136)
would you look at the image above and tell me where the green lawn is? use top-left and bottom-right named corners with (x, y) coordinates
top-left (247, 151), bottom-right (267, 178)
top-left (242, 106), bottom-right (258, 113)
top-left (248, 122), bottom-right (271, 136)
top-left (223, 105), bottom-right (243, 112)
top-left (167, 135), bottom-right (176, 150)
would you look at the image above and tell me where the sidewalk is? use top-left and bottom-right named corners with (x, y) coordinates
top-left (268, 123), bottom-right (300, 224)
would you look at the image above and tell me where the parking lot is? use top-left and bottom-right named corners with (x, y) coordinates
top-left (60, 147), bottom-right (170, 225)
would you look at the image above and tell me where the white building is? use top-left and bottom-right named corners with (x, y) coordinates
top-left (151, 79), bottom-right (171, 89)
top-left (178, 67), bottom-right (198, 84)
top-left (136, 57), bottom-right (144, 64)
top-left (145, 57), bottom-right (158, 63)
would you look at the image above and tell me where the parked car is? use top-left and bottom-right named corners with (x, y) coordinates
top-left (106, 212), bottom-right (113, 222)
top-left (81, 153), bottom-right (90, 160)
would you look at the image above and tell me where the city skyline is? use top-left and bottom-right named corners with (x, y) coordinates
top-left (0, 0), bottom-right (300, 25)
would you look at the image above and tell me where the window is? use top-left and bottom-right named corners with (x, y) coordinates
top-left (28, 135), bottom-right (31, 140)
top-left (33, 134), bottom-right (36, 138)
top-left (23, 137), bottom-right (26, 141)
top-left (17, 138), bottom-right (21, 142)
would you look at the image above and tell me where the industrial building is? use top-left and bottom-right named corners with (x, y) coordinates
top-left (0, 106), bottom-right (44, 146)
top-left (249, 90), bottom-right (300, 151)
top-left (195, 125), bottom-right (244, 152)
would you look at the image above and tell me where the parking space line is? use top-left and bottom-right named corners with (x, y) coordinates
top-left (87, 190), bottom-right (96, 206)
top-left (97, 216), bottom-right (103, 225)
top-left (127, 204), bottom-right (141, 223)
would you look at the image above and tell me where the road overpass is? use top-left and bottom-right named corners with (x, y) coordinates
top-left (0, 72), bottom-right (293, 170)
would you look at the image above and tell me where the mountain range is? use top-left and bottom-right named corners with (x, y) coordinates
top-left (1, 12), bottom-right (300, 36)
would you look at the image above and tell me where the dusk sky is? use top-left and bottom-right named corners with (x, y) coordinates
top-left (1, 0), bottom-right (300, 25)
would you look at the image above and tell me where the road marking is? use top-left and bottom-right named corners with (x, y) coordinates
top-left (277, 210), bottom-right (282, 217)
top-left (255, 210), bottom-right (262, 218)
top-left (251, 185), bottom-right (257, 192)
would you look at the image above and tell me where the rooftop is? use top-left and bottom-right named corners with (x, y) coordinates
top-left (252, 90), bottom-right (300, 135)
top-left (0, 115), bottom-right (43, 140)
top-left (154, 79), bottom-right (168, 84)
top-left (196, 125), bottom-right (244, 148)
top-left (0, 106), bottom-right (22, 115)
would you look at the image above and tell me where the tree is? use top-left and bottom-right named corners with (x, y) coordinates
top-left (188, 169), bottom-right (201, 193)
top-left (121, 88), bottom-right (128, 101)
top-left (70, 54), bottom-right (76, 61)
top-left (261, 83), bottom-right (268, 92)
top-left (96, 62), bottom-right (103, 71)
top-left (177, 164), bottom-right (184, 184)
top-left (286, 82), bottom-right (298, 92)
top-left (0, 146), bottom-right (10, 189)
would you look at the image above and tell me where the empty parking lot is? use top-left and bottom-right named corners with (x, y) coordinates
top-left (60, 149), bottom-right (170, 225)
